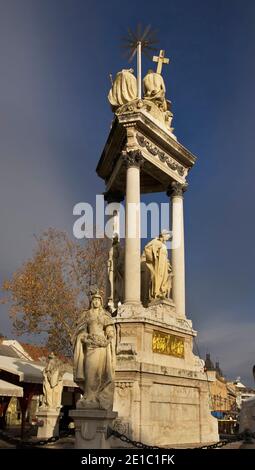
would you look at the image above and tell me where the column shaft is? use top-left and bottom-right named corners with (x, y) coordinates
top-left (170, 183), bottom-right (186, 317)
top-left (124, 153), bottom-right (142, 304)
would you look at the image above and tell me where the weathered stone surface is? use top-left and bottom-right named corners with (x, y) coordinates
top-left (69, 409), bottom-right (117, 449)
top-left (239, 397), bottom-right (255, 433)
top-left (113, 306), bottom-right (219, 446)
top-left (36, 409), bottom-right (62, 439)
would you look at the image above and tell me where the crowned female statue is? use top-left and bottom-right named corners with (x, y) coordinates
top-left (73, 290), bottom-right (115, 410)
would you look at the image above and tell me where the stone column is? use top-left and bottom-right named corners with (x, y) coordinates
top-left (124, 150), bottom-right (144, 304)
top-left (169, 182), bottom-right (187, 317)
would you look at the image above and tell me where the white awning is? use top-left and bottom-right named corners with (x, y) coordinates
top-left (0, 355), bottom-right (77, 387)
top-left (0, 379), bottom-right (23, 397)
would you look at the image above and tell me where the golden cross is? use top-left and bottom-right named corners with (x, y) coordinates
top-left (153, 49), bottom-right (170, 74)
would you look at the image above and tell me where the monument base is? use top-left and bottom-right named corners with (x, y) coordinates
top-left (36, 409), bottom-right (62, 439)
top-left (239, 397), bottom-right (255, 433)
top-left (113, 303), bottom-right (219, 447)
top-left (69, 409), bottom-right (118, 449)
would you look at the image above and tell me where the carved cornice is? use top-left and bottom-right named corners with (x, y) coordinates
top-left (104, 190), bottom-right (124, 203)
top-left (136, 133), bottom-right (185, 177)
top-left (115, 381), bottom-right (134, 389)
top-left (116, 99), bottom-right (151, 116)
top-left (167, 181), bottom-right (188, 197)
top-left (123, 149), bottom-right (145, 169)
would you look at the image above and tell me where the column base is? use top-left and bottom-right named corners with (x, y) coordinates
top-left (124, 301), bottom-right (142, 306)
top-left (69, 409), bottom-right (118, 449)
top-left (148, 298), bottom-right (175, 308)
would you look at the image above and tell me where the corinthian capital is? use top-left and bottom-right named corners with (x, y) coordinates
top-left (123, 150), bottom-right (145, 169)
top-left (167, 181), bottom-right (188, 197)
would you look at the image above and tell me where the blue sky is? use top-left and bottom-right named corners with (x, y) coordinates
top-left (0, 0), bottom-right (255, 385)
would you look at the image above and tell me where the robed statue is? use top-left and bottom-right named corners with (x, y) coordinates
top-left (143, 70), bottom-right (167, 111)
top-left (143, 70), bottom-right (173, 130)
top-left (73, 290), bottom-right (115, 410)
top-left (40, 353), bottom-right (64, 410)
top-left (143, 230), bottom-right (173, 301)
top-left (107, 233), bottom-right (124, 309)
top-left (108, 69), bottom-right (138, 111)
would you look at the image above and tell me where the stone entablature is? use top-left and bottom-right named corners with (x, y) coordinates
top-left (96, 108), bottom-right (196, 196)
top-left (136, 133), bottom-right (187, 178)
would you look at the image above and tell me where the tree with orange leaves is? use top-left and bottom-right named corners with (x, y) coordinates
top-left (1, 228), bottom-right (109, 355)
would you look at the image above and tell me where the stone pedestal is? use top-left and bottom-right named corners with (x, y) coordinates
top-left (113, 303), bottom-right (219, 447)
top-left (239, 397), bottom-right (255, 433)
top-left (36, 409), bottom-right (62, 439)
top-left (69, 409), bottom-right (118, 449)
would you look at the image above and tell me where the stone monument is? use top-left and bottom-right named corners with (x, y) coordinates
top-left (239, 366), bottom-right (255, 433)
top-left (36, 352), bottom-right (64, 439)
top-left (70, 289), bottom-right (117, 448)
top-left (96, 47), bottom-right (219, 446)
